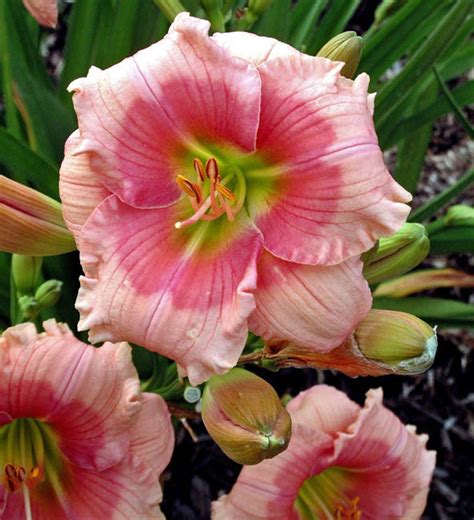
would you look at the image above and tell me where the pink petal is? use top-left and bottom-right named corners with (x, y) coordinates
top-left (68, 13), bottom-right (261, 209)
top-left (22, 0), bottom-right (57, 28)
top-left (252, 55), bottom-right (411, 265)
top-left (59, 130), bottom-right (110, 243)
top-left (332, 388), bottom-right (436, 518)
top-left (76, 195), bottom-right (262, 385)
top-left (249, 252), bottom-right (371, 352)
top-left (129, 393), bottom-right (175, 477)
top-left (212, 32), bottom-right (299, 67)
top-left (0, 320), bottom-right (141, 471)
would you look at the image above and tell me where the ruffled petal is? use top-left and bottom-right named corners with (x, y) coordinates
top-left (68, 13), bottom-right (261, 208)
top-left (332, 388), bottom-right (436, 518)
top-left (76, 195), bottom-right (262, 385)
top-left (250, 252), bottom-right (371, 352)
top-left (0, 320), bottom-right (141, 471)
top-left (129, 393), bottom-right (174, 477)
top-left (252, 55), bottom-right (411, 265)
top-left (212, 32), bottom-right (298, 67)
top-left (22, 0), bottom-right (57, 28)
top-left (59, 130), bottom-right (110, 243)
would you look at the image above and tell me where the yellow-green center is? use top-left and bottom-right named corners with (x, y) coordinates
top-left (295, 467), bottom-right (361, 519)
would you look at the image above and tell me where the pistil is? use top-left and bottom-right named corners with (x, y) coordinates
top-left (175, 157), bottom-right (244, 229)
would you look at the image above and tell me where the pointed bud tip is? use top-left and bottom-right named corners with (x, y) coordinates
top-left (202, 368), bottom-right (291, 465)
top-left (317, 31), bottom-right (363, 78)
top-left (355, 310), bottom-right (437, 374)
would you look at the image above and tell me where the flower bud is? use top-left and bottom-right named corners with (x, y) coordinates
top-left (34, 280), bottom-right (63, 310)
top-left (0, 176), bottom-right (76, 256)
top-left (363, 223), bottom-right (430, 284)
top-left (248, 0), bottom-right (273, 16)
top-left (354, 309), bottom-right (437, 373)
top-left (316, 31), bottom-right (363, 79)
top-left (445, 205), bottom-right (474, 227)
top-left (12, 255), bottom-right (42, 296)
top-left (18, 295), bottom-right (40, 320)
top-left (201, 368), bottom-right (291, 465)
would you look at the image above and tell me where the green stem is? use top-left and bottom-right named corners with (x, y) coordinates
top-left (152, 0), bottom-right (186, 22)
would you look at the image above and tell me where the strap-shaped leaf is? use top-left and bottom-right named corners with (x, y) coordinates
top-left (429, 227), bottom-right (474, 254)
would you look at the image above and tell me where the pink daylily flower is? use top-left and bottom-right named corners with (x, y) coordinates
top-left (60, 14), bottom-right (411, 384)
top-left (0, 320), bottom-right (174, 519)
top-left (212, 385), bottom-right (436, 519)
top-left (22, 0), bottom-right (58, 28)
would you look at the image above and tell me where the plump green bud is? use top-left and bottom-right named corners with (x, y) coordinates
top-left (201, 368), bottom-right (291, 465)
top-left (445, 205), bottom-right (474, 227)
top-left (34, 280), bottom-right (62, 310)
top-left (363, 223), bottom-right (430, 284)
top-left (12, 255), bottom-right (42, 296)
top-left (316, 31), bottom-right (363, 78)
top-left (355, 309), bottom-right (437, 374)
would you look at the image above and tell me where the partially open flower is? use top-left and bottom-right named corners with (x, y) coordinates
top-left (0, 176), bottom-right (75, 256)
top-left (212, 385), bottom-right (435, 519)
top-left (22, 0), bottom-right (58, 28)
top-left (0, 320), bottom-right (174, 518)
top-left (202, 368), bottom-right (291, 465)
top-left (60, 14), bottom-right (410, 384)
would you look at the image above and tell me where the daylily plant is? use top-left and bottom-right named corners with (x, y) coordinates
top-left (212, 385), bottom-right (435, 519)
top-left (60, 13), bottom-right (411, 384)
top-left (0, 320), bottom-right (174, 519)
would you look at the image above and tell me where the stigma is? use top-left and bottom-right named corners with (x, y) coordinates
top-left (175, 157), bottom-right (243, 229)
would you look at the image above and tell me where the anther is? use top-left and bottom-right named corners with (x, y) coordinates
top-left (193, 158), bottom-right (206, 182)
top-left (206, 157), bottom-right (219, 180)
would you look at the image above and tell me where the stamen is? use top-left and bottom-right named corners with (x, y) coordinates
top-left (216, 184), bottom-right (236, 201)
top-left (193, 158), bottom-right (206, 182)
top-left (206, 157), bottom-right (219, 181)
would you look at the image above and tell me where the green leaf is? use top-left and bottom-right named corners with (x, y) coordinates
top-left (359, 0), bottom-right (447, 83)
top-left (382, 79), bottom-right (474, 148)
top-left (375, 0), bottom-right (473, 141)
top-left (373, 296), bottom-right (474, 328)
top-left (433, 65), bottom-right (474, 138)
top-left (0, 128), bottom-right (59, 198)
top-left (289, 0), bottom-right (328, 51)
top-left (306, 0), bottom-right (361, 54)
top-left (253, 0), bottom-right (292, 42)
top-left (409, 169), bottom-right (474, 223)
top-left (393, 81), bottom-right (438, 193)
top-left (429, 226), bottom-right (474, 254)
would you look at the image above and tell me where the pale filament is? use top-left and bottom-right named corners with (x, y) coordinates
top-left (175, 157), bottom-right (242, 229)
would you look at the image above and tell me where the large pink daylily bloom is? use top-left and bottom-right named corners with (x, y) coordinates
top-left (212, 385), bottom-right (436, 520)
top-left (60, 14), bottom-right (411, 384)
top-left (0, 320), bottom-right (174, 519)
top-left (22, 0), bottom-right (57, 27)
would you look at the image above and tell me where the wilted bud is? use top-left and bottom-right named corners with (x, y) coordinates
top-left (202, 368), bottom-right (291, 465)
top-left (34, 280), bottom-right (63, 310)
top-left (12, 255), bottom-right (42, 296)
top-left (354, 309), bottom-right (437, 373)
top-left (445, 205), bottom-right (474, 227)
top-left (316, 31), bottom-right (363, 78)
top-left (0, 176), bottom-right (76, 256)
top-left (363, 223), bottom-right (430, 284)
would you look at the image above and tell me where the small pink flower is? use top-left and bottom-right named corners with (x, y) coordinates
top-left (22, 0), bottom-right (58, 28)
top-left (0, 320), bottom-right (174, 519)
top-left (212, 385), bottom-right (435, 519)
top-left (60, 14), bottom-right (411, 384)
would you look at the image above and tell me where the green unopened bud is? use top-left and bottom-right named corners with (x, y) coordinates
top-left (445, 205), bottom-right (474, 227)
top-left (18, 295), bottom-right (40, 320)
top-left (34, 280), bottom-right (62, 310)
top-left (12, 255), bottom-right (42, 296)
top-left (355, 309), bottom-right (437, 374)
top-left (316, 31), bottom-right (363, 78)
top-left (363, 223), bottom-right (430, 284)
top-left (202, 368), bottom-right (291, 465)
top-left (248, 0), bottom-right (273, 16)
